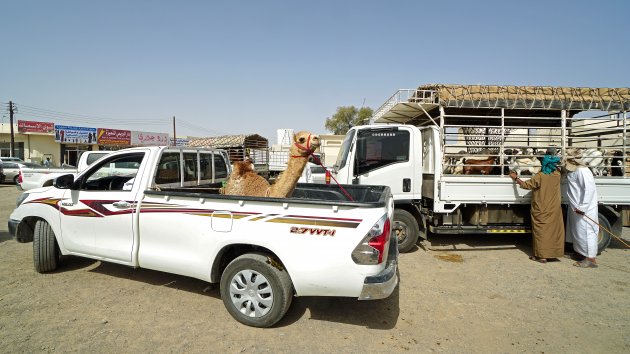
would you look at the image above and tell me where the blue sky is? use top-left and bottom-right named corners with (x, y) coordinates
top-left (1, 0), bottom-right (628, 142)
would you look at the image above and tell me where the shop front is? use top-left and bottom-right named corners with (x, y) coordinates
top-left (55, 125), bottom-right (99, 166)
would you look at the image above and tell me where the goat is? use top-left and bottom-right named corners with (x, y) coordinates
top-left (463, 156), bottom-right (497, 175)
top-left (443, 150), bottom-right (467, 175)
top-left (611, 150), bottom-right (624, 176)
top-left (508, 148), bottom-right (541, 176)
top-left (579, 148), bottom-right (607, 176)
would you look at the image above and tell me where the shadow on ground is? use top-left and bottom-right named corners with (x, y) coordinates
top-left (278, 277), bottom-right (400, 330)
top-left (56, 255), bottom-right (401, 329)
top-left (0, 231), bottom-right (13, 244)
top-left (422, 233), bottom-right (532, 253)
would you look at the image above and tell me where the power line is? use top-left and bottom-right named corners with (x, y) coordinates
top-left (177, 119), bottom-right (228, 136)
top-left (14, 112), bottom-right (169, 127)
top-left (4, 101), bottom-right (230, 137)
top-left (14, 103), bottom-right (162, 124)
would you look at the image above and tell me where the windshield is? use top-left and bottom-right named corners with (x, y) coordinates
top-left (334, 129), bottom-right (355, 171)
top-left (355, 128), bottom-right (409, 175)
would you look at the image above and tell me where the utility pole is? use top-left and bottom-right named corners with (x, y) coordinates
top-left (8, 101), bottom-right (15, 157)
top-left (172, 116), bottom-right (176, 146)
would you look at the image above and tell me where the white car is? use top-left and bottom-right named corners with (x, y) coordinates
top-left (0, 157), bottom-right (25, 164)
top-left (1, 162), bottom-right (40, 184)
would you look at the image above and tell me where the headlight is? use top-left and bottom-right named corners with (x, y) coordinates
top-left (16, 193), bottom-right (29, 207)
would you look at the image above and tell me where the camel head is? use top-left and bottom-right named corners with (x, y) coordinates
top-left (290, 131), bottom-right (321, 158)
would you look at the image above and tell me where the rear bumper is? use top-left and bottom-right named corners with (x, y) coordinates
top-left (358, 238), bottom-right (399, 300)
top-left (8, 219), bottom-right (19, 238)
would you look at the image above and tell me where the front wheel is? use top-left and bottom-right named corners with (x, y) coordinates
top-left (33, 220), bottom-right (59, 273)
top-left (220, 253), bottom-right (293, 328)
top-left (393, 209), bottom-right (421, 253)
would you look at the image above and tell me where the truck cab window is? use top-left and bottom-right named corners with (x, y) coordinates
top-left (85, 152), bottom-right (109, 166)
top-left (82, 153), bottom-right (144, 191)
top-left (213, 154), bottom-right (228, 179)
top-left (155, 153), bottom-right (181, 186)
top-left (356, 130), bottom-right (410, 175)
top-left (183, 153), bottom-right (198, 183)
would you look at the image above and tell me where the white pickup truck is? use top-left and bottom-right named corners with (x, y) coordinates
top-left (8, 146), bottom-right (398, 327)
top-left (19, 151), bottom-right (111, 191)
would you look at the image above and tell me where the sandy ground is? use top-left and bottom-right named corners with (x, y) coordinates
top-left (0, 184), bottom-right (628, 353)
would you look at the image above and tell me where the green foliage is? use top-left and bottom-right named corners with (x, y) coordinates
top-left (325, 106), bottom-right (373, 135)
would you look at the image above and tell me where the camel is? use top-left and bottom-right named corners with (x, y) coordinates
top-left (222, 131), bottom-right (321, 198)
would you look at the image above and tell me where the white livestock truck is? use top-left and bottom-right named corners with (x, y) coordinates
top-left (9, 146), bottom-right (397, 327)
top-left (332, 84), bottom-right (629, 252)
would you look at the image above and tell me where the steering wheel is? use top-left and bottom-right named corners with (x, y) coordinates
top-left (108, 176), bottom-right (125, 191)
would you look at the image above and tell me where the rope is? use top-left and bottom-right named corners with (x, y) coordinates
top-left (291, 135), bottom-right (355, 202)
top-left (573, 208), bottom-right (630, 249)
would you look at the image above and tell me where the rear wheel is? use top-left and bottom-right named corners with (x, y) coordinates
top-left (33, 220), bottom-right (59, 273)
top-left (13, 175), bottom-right (19, 185)
top-left (220, 253), bottom-right (293, 328)
top-left (394, 209), bottom-right (420, 253)
top-left (596, 213), bottom-right (612, 254)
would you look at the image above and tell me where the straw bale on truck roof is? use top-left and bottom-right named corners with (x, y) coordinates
top-left (188, 134), bottom-right (268, 150)
top-left (413, 84), bottom-right (630, 111)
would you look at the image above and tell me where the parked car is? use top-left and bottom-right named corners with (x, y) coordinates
top-left (0, 164), bottom-right (4, 183)
top-left (0, 157), bottom-right (25, 164)
top-left (1, 162), bottom-right (40, 184)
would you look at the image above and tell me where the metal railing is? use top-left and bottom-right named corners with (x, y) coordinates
top-left (441, 112), bottom-right (628, 177)
top-left (371, 89), bottom-right (437, 123)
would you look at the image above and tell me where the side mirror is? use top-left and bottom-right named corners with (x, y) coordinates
top-left (54, 174), bottom-right (75, 189)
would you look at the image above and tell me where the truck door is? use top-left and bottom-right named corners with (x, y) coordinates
top-left (58, 151), bottom-right (148, 262)
top-left (352, 128), bottom-right (417, 200)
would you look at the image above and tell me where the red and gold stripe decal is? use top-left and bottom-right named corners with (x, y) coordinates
top-left (25, 199), bottom-right (363, 228)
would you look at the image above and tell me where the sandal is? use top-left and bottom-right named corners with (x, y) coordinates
top-left (529, 256), bottom-right (547, 264)
top-left (564, 253), bottom-right (585, 261)
top-left (573, 260), bottom-right (598, 268)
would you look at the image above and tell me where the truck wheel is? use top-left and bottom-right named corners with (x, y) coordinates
top-left (394, 209), bottom-right (420, 253)
top-left (220, 253), bottom-right (293, 328)
top-left (33, 220), bottom-right (59, 273)
top-left (597, 213), bottom-right (612, 254)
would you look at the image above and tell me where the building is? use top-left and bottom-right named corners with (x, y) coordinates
top-left (1, 120), bottom-right (174, 167)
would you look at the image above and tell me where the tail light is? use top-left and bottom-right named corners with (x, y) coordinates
top-left (325, 169), bottom-right (331, 185)
top-left (352, 214), bottom-right (391, 265)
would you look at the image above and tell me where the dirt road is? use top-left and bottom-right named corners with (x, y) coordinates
top-left (1, 184), bottom-right (628, 353)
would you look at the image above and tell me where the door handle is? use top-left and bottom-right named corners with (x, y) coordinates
top-left (403, 178), bottom-right (411, 192)
top-left (113, 201), bottom-right (131, 209)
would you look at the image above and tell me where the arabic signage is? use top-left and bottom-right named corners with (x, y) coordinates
top-left (97, 128), bottom-right (131, 145)
top-left (131, 131), bottom-right (169, 146)
top-left (170, 137), bottom-right (190, 147)
top-left (17, 120), bottom-right (55, 134)
top-left (55, 125), bottom-right (98, 144)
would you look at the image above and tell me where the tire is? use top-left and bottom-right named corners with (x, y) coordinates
top-left (33, 220), bottom-right (59, 273)
top-left (596, 213), bottom-right (612, 254)
top-left (393, 209), bottom-right (420, 253)
top-left (13, 175), bottom-right (18, 185)
top-left (220, 253), bottom-right (293, 328)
